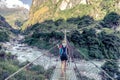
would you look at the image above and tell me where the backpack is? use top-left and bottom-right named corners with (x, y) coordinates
top-left (59, 46), bottom-right (67, 56)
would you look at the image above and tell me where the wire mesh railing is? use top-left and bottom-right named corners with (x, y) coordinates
top-left (4, 33), bottom-right (119, 80)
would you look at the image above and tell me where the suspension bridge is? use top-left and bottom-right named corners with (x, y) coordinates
top-left (4, 30), bottom-right (117, 80)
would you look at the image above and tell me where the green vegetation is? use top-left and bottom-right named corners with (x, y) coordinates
top-left (57, 4), bottom-right (93, 20)
top-left (100, 0), bottom-right (118, 13)
top-left (24, 30), bottom-right (64, 49)
top-left (101, 12), bottom-right (120, 28)
top-left (0, 15), bottom-right (18, 40)
top-left (23, 12), bottom-right (120, 60)
top-left (22, 0), bottom-right (120, 30)
top-left (0, 48), bottom-right (54, 80)
top-left (71, 29), bottom-right (120, 59)
top-left (101, 60), bottom-right (120, 80)
top-left (0, 30), bottom-right (9, 42)
top-left (0, 8), bottom-right (28, 29)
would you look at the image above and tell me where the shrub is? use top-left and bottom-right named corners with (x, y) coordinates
top-left (0, 31), bottom-right (9, 42)
top-left (101, 60), bottom-right (120, 80)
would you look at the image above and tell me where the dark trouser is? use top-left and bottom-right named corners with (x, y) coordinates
top-left (60, 54), bottom-right (68, 61)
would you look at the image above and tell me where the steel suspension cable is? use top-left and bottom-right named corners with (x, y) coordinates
top-left (66, 38), bottom-right (115, 80)
top-left (76, 49), bottom-right (116, 80)
top-left (5, 42), bottom-right (60, 80)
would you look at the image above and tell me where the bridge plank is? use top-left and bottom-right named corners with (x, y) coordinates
top-left (51, 61), bottom-right (78, 80)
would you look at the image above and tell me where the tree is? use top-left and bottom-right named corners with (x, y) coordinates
top-left (55, 19), bottom-right (64, 26)
top-left (102, 12), bottom-right (120, 29)
top-left (78, 16), bottom-right (94, 28)
top-left (0, 31), bottom-right (9, 42)
top-left (101, 34), bottom-right (120, 59)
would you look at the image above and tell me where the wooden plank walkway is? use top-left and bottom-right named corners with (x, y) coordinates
top-left (51, 61), bottom-right (78, 80)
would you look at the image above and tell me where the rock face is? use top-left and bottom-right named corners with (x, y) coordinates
top-left (59, 0), bottom-right (87, 10)
top-left (22, 0), bottom-right (120, 30)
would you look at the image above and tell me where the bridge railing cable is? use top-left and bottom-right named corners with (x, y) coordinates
top-left (5, 42), bottom-right (60, 80)
top-left (67, 39), bottom-right (116, 80)
top-left (5, 28), bottom-right (118, 80)
top-left (76, 49), bottom-right (115, 80)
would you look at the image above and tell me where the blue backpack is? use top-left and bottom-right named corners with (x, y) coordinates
top-left (59, 46), bottom-right (67, 56)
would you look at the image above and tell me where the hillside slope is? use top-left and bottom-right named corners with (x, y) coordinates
top-left (22, 0), bottom-right (120, 30)
top-left (0, 7), bottom-right (29, 29)
top-left (0, 15), bottom-right (16, 42)
top-left (0, 15), bottom-right (11, 29)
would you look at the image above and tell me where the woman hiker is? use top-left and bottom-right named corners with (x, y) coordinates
top-left (57, 40), bottom-right (69, 76)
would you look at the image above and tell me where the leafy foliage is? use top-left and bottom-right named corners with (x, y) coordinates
top-left (0, 30), bottom-right (9, 42)
top-left (101, 12), bottom-right (120, 28)
top-left (71, 29), bottom-right (120, 59)
top-left (0, 48), bottom-right (54, 80)
top-left (101, 60), bottom-right (120, 80)
top-left (23, 13), bottom-right (120, 59)
top-left (22, 0), bottom-right (120, 30)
